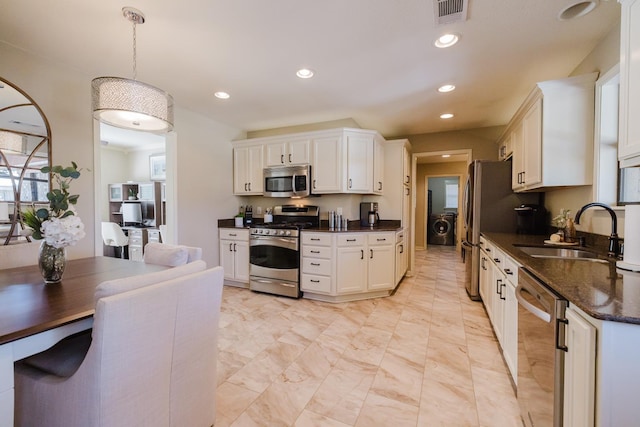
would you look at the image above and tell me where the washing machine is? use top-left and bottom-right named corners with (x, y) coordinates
top-left (428, 213), bottom-right (456, 246)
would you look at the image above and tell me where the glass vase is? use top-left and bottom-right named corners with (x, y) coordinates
top-left (38, 241), bottom-right (66, 284)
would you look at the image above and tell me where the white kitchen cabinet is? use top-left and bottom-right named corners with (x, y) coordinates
top-left (491, 250), bottom-right (506, 346)
top-left (336, 240), bottom-right (367, 294)
top-left (233, 144), bottom-right (264, 195)
top-left (501, 256), bottom-right (519, 383)
top-left (301, 232), bottom-right (333, 295)
top-left (498, 132), bottom-right (513, 161)
top-left (619, 0), bottom-right (640, 167)
top-left (373, 137), bottom-right (384, 194)
top-left (503, 73), bottom-right (598, 192)
top-left (366, 233), bottom-right (395, 291)
top-left (563, 306), bottom-right (596, 427)
top-left (265, 138), bottom-right (310, 166)
top-left (311, 135), bottom-right (343, 193)
top-left (395, 229), bottom-right (408, 285)
top-left (219, 228), bottom-right (250, 284)
top-left (344, 131), bottom-right (374, 193)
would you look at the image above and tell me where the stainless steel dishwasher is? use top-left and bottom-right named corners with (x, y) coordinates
top-left (516, 268), bottom-right (568, 427)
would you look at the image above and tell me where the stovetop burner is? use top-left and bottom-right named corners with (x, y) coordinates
top-left (249, 205), bottom-right (319, 237)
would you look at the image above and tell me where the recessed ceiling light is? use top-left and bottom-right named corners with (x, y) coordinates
top-left (558, 0), bottom-right (598, 20)
top-left (438, 84), bottom-right (456, 93)
top-left (440, 113), bottom-right (454, 119)
top-left (442, 154), bottom-right (451, 158)
top-left (214, 91), bottom-right (230, 99)
top-left (434, 33), bottom-right (460, 48)
top-left (296, 68), bottom-right (314, 79)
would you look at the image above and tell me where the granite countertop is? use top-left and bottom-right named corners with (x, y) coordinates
top-left (217, 219), bottom-right (402, 232)
top-left (484, 232), bottom-right (640, 325)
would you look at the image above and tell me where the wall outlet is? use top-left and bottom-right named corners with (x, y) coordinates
top-left (256, 206), bottom-right (262, 215)
top-left (337, 207), bottom-right (343, 215)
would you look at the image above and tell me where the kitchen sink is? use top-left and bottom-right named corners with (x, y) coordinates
top-left (515, 246), bottom-right (609, 263)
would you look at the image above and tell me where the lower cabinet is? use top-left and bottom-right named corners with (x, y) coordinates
top-left (563, 306), bottom-right (596, 427)
top-left (219, 228), bottom-right (250, 285)
top-left (480, 237), bottom-right (519, 383)
top-left (301, 231), bottom-right (396, 302)
top-left (395, 229), bottom-right (408, 285)
top-left (127, 229), bottom-right (146, 262)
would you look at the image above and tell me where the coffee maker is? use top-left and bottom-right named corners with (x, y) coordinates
top-left (360, 202), bottom-right (380, 227)
top-left (514, 204), bottom-right (547, 234)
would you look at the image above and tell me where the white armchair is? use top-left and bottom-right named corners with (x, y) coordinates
top-left (14, 261), bottom-right (223, 427)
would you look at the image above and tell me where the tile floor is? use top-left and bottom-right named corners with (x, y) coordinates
top-left (215, 245), bottom-right (522, 426)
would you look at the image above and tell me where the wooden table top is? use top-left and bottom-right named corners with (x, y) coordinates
top-left (0, 257), bottom-right (167, 345)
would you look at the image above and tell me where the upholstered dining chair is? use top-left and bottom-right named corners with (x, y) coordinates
top-left (101, 222), bottom-right (129, 258)
top-left (14, 260), bottom-right (223, 427)
top-left (143, 242), bottom-right (202, 266)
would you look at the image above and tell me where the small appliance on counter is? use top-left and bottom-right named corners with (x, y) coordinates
top-left (360, 202), bottom-right (380, 227)
top-left (514, 204), bottom-right (547, 234)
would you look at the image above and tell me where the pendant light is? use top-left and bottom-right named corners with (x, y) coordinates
top-left (92, 7), bottom-right (174, 133)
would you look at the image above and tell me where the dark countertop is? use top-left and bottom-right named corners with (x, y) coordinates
top-left (484, 232), bottom-right (640, 325)
top-left (217, 219), bottom-right (402, 232)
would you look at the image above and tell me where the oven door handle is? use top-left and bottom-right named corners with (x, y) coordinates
top-left (516, 285), bottom-right (551, 323)
top-left (250, 236), bottom-right (298, 250)
top-left (252, 278), bottom-right (297, 288)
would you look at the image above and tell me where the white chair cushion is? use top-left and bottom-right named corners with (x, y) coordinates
top-left (94, 260), bottom-right (206, 304)
top-left (143, 242), bottom-right (189, 267)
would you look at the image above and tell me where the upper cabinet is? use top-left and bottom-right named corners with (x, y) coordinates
top-left (233, 128), bottom-right (384, 196)
top-left (619, 0), bottom-right (640, 167)
top-left (503, 73), bottom-right (598, 192)
top-left (265, 138), bottom-right (311, 166)
top-left (233, 144), bottom-right (264, 195)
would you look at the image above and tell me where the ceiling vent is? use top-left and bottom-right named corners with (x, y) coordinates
top-left (434, 0), bottom-right (468, 25)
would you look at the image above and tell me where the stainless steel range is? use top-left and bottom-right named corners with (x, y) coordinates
top-left (249, 205), bottom-right (319, 298)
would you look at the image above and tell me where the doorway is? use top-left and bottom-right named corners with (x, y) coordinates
top-left (426, 176), bottom-right (459, 246)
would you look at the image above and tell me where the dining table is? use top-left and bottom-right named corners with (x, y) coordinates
top-left (0, 256), bottom-right (168, 427)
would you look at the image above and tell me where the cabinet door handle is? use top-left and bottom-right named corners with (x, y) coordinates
top-left (556, 318), bottom-right (569, 352)
top-left (360, 249), bottom-right (364, 259)
top-left (348, 178), bottom-right (352, 189)
top-left (311, 262), bottom-right (320, 266)
top-left (521, 171), bottom-right (525, 184)
top-left (370, 249), bottom-right (373, 259)
top-left (405, 175), bottom-right (410, 184)
top-left (244, 183), bottom-right (248, 191)
top-left (481, 257), bottom-right (486, 270)
top-left (233, 243), bottom-right (237, 252)
top-left (289, 154), bottom-right (292, 163)
top-left (229, 243), bottom-right (233, 252)
top-left (281, 154), bottom-right (284, 164)
top-left (496, 278), bottom-right (502, 295)
top-left (399, 244), bottom-right (403, 254)
top-left (313, 179), bottom-right (316, 189)
top-left (378, 181), bottom-right (382, 191)
top-left (248, 182), bottom-right (251, 191)
top-left (500, 282), bottom-right (506, 300)
top-left (405, 188), bottom-right (410, 195)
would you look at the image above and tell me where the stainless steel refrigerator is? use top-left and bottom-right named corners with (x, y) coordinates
top-left (461, 160), bottom-right (540, 300)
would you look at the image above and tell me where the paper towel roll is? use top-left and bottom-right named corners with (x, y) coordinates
top-left (623, 205), bottom-right (640, 267)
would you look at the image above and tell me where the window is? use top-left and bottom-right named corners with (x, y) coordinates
top-left (445, 183), bottom-right (458, 209)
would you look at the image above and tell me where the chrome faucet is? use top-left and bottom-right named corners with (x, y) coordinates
top-left (574, 202), bottom-right (621, 258)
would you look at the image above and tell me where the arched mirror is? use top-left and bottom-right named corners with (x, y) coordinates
top-left (0, 77), bottom-right (51, 245)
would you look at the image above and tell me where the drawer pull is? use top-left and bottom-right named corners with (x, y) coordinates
top-left (311, 262), bottom-right (320, 266)
top-left (347, 238), bottom-right (356, 242)
top-left (493, 258), bottom-right (500, 263)
top-left (310, 279), bottom-right (320, 283)
top-left (504, 268), bottom-right (513, 275)
top-left (377, 238), bottom-right (386, 241)
top-left (229, 233), bottom-right (237, 237)
top-left (310, 250), bottom-right (320, 254)
top-left (311, 238), bottom-right (320, 241)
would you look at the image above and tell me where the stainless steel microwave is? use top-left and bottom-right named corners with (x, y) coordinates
top-left (263, 165), bottom-right (311, 198)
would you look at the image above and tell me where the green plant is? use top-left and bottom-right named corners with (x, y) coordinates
top-left (552, 208), bottom-right (571, 229)
top-left (22, 162), bottom-right (85, 246)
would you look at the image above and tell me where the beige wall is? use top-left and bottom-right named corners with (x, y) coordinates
top-left (545, 21), bottom-right (623, 237)
top-left (1, 41), bottom-right (243, 267)
top-left (415, 162), bottom-right (468, 249)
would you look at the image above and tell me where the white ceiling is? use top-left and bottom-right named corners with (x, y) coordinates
top-left (0, 0), bottom-right (620, 146)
